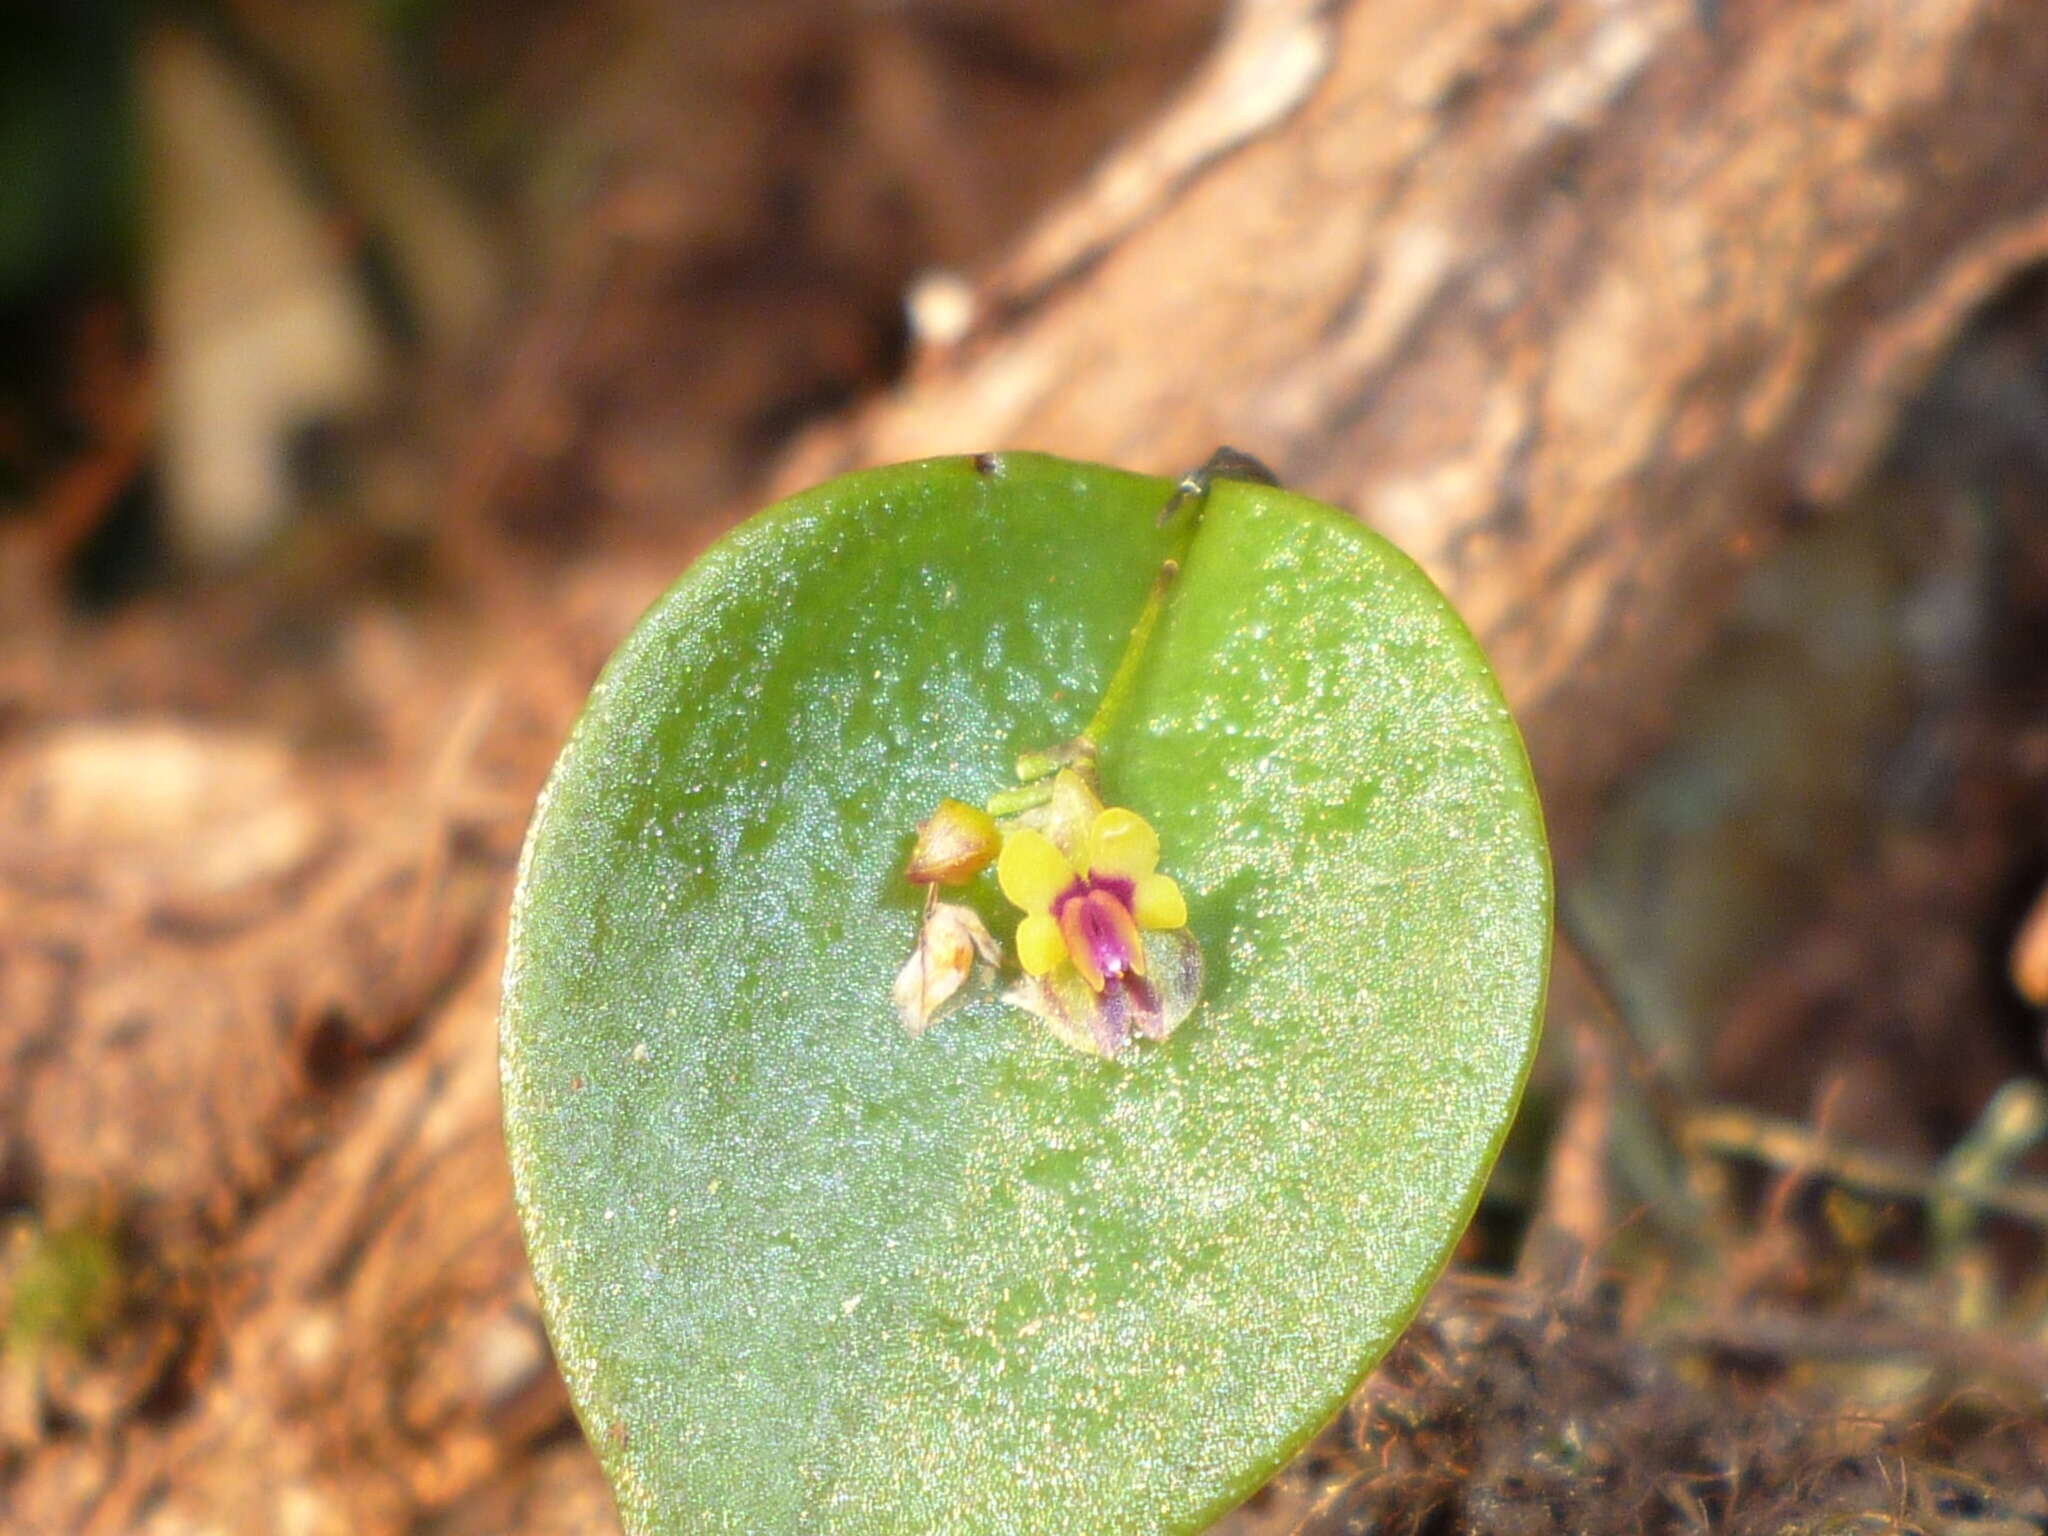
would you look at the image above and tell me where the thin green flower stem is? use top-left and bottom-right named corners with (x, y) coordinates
top-left (1078, 452), bottom-right (1240, 751)
top-left (986, 780), bottom-right (1055, 817)
top-left (988, 451), bottom-right (1266, 815)
top-left (1079, 553), bottom-right (1183, 751)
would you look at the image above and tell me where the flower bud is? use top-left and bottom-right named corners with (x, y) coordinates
top-left (904, 798), bottom-right (999, 885)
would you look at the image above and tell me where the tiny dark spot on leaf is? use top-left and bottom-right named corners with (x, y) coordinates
top-left (973, 451), bottom-right (1001, 476)
top-left (569, 1073), bottom-right (586, 1093)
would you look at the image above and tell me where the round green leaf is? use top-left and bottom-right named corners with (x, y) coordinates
top-left (501, 452), bottom-right (1550, 1535)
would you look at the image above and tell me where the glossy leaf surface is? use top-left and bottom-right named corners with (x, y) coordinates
top-left (501, 453), bottom-right (1550, 1535)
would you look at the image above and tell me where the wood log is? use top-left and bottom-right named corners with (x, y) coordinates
top-left (10, 0), bottom-right (2048, 1530)
top-left (782, 0), bottom-right (2048, 852)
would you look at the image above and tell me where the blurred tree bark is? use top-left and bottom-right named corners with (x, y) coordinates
top-left (11, 0), bottom-right (2048, 1531)
top-left (781, 0), bottom-right (2048, 854)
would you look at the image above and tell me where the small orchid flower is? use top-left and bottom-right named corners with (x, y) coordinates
top-left (994, 770), bottom-right (1202, 1058)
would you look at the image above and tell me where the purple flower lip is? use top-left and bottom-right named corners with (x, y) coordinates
top-left (1053, 878), bottom-right (1147, 993)
top-left (1052, 874), bottom-right (1134, 914)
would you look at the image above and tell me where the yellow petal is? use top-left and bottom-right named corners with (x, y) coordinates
top-left (1087, 807), bottom-right (1160, 882)
top-left (997, 828), bottom-right (1074, 915)
top-left (1015, 912), bottom-right (1067, 976)
top-left (1039, 769), bottom-right (1105, 864)
top-left (1132, 873), bottom-right (1187, 930)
